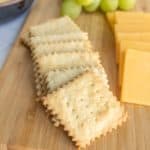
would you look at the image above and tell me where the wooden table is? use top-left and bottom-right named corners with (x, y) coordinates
top-left (0, 0), bottom-right (150, 149)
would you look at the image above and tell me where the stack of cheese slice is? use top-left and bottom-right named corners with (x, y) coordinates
top-left (106, 11), bottom-right (150, 106)
top-left (22, 16), bottom-right (127, 149)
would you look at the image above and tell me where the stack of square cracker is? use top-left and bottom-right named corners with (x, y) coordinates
top-left (22, 16), bottom-right (127, 149)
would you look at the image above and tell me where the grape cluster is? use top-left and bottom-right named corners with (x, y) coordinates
top-left (61, 0), bottom-right (136, 19)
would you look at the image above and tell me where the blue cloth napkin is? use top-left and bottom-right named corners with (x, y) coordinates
top-left (0, 11), bottom-right (29, 69)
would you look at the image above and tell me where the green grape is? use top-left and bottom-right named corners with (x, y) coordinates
top-left (100, 0), bottom-right (118, 12)
top-left (119, 0), bottom-right (136, 10)
top-left (61, 0), bottom-right (82, 19)
top-left (76, 0), bottom-right (94, 6)
top-left (84, 0), bottom-right (101, 12)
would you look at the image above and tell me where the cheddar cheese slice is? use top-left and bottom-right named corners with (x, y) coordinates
top-left (106, 11), bottom-right (150, 29)
top-left (115, 11), bottom-right (150, 24)
top-left (118, 41), bottom-right (150, 86)
top-left (121, 49), bottom-right (150, 106)
top-left (115, 24), bottom-right (150, 33)
top-left (115, 32), bottom-right (150, 63)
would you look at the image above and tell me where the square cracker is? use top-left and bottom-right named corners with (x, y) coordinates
top-left (30, 32), bottom-right (88, 49)
top-left (43, 71), bottom-right (127, 148)
top-left (22, 32), bottom-right (88, 52)
top-left (30, 16), bottom-right (81, 37)
top-left (35, 51), bottom-right (100, 74)
top-left (32, 41), bottom-right (92, 58)
top-left (21, 16), bottom-right (83, 48)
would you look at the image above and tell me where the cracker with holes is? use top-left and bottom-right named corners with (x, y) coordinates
top-left (32, 41), bottom-right (92, 58)
top-left (30, 16), bottom-right (81, 37)
top-left (43, 71), bottom-right (127, 148)
top-left (21, 16), bottom-right (82, 48)
top-left (29, 32), bottom-right (88, 49)
top-left (35, 51), bottom-right (100, 72)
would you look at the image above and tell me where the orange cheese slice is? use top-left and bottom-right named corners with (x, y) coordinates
top-left (121, 49), bottom-right (150, 106)
top-left (106, 11), bottom-right (150, 29)
top-left (115, 11), bottom-right (150, 24)
top-left (115, 24), bottom-right (150, 33)
top-left (118, 41), bottom-right (150, 86)
top-left (115, 32), bottom-right (150, 63)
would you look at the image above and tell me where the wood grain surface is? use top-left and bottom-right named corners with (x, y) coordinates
top-left (0, 0), bottom-right (150, 150)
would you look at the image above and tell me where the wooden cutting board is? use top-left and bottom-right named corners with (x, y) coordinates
top-left (0, 0), bottom-right (150, 149)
